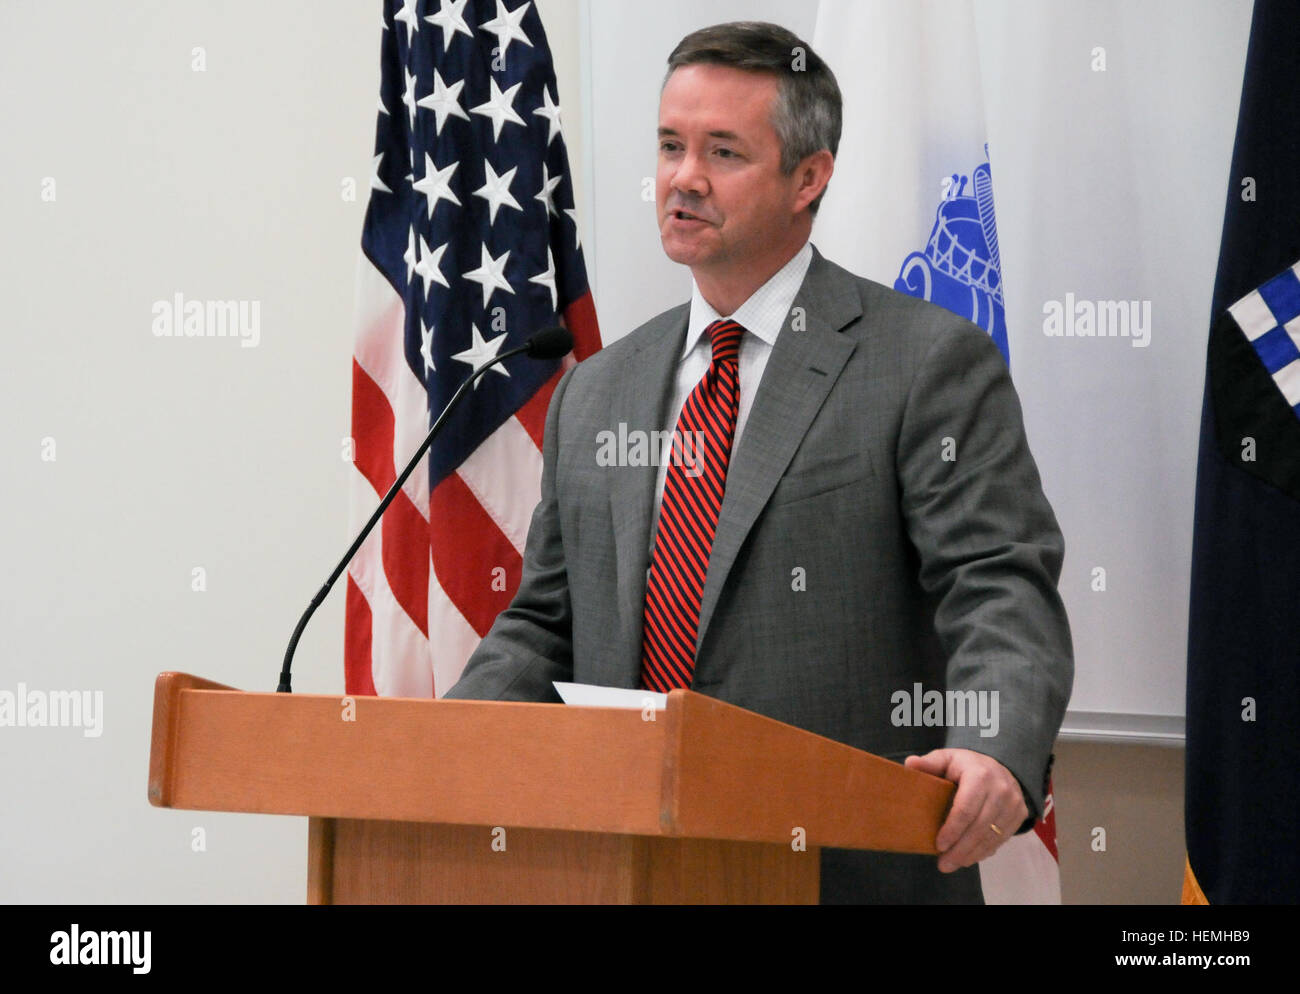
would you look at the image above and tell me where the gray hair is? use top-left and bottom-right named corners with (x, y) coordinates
top-left (664, 21), bottom-right (842, 214)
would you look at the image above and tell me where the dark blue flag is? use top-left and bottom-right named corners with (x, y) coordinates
top-left (1185, 0), bottom-right (1300, 904)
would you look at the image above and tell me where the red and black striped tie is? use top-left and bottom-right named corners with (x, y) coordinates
top-left (640, 318), bottom-right (744, 692)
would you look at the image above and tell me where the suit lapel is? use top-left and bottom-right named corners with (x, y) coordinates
top-left (693, 247), bottom-right (864, 656)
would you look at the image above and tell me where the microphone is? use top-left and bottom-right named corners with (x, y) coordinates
top-left (277, 324), bottom-right (574, 693)
top-left (525, 324), bottom-right (573, 359)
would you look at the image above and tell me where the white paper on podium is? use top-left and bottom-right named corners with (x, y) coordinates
top-left (553, 682), bottom-right (667, 710)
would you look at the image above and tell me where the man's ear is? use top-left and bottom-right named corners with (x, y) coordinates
top-left (792, 149), bottom-right (835, 214)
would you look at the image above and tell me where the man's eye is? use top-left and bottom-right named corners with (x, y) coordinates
top-left (659, 141), bottom-right (680, 152)
top-left (715, 148), bottom-right (736, 158)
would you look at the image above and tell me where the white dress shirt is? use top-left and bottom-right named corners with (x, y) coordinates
top-left (649, 239), bottom-right (814, 541)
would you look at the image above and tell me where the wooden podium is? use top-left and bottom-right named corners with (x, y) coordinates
top-left (148, 672), bottom-right (955, 904)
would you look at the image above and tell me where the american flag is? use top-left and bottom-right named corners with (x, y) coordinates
top-left (345, 0), bottom-right (600, 698)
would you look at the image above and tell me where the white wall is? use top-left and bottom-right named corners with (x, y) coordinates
top-left (975, 1), bottom-right (1251, 734)
top-left (0, 0), bottom-right (383, 903)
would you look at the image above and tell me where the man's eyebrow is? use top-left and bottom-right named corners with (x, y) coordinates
top-left (657, 126), bottom-right (746, 143)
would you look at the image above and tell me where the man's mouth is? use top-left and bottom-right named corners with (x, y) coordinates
top-left (671, 209), bottom-right (707, 222)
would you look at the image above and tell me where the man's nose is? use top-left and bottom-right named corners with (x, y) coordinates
top-left (671, 149), bottom-right (709, 198)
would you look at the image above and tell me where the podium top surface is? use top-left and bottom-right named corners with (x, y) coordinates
top-left (148, 672), bottom-right (952, 854)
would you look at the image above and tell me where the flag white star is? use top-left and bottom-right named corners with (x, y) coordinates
top-left (394, 0), bottom-right (421, 43)
top-left (419, 318), bottom-right (436, 376)
top-left (463, 244), bottom-right (515, 308)
top-left (414, 237), bottom-right (449, 300)
top-left (479, 0), bottom-right (533, 62)
top-left (371, 153), bottom-right (392, 194)
top-left (533, 85), bottom-right (562, 145)
top-left (530, 246), bottom-right (557, 312)
top-left (473, 161), bottom-right (522, 224)
top-left (534, 162), bottom-right (561, 218)
top-left (565, 207), bottom-right (581, 249)
top-left (412, 153), bottom-right (461, 218)
top-left (425, 0), bottom-right (473, 50)
top-left (402, 66), bottom-right (419, 128)
top-left (404, 227), bottom-right (418, 283)
top-left (452, 323), bottom-right (511, 385)
top-left (417, 69), bottom-right (469, 134)
top-left (470, 77), bottom-right (525, 142)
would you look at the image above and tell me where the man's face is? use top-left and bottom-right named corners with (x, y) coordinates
top-left (656, 63), bottom-right (805, 279)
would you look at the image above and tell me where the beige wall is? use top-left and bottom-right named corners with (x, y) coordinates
top-left (1055, 742), bottom-right (1186, 904)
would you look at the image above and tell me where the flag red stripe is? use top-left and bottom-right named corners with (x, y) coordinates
top-left (1034, 780), bottom-right (1059, 861)
top-left (516, 369), bottom-right (560, 450)
top-left (344, 575), bottom-right (378, 696)
top-left (564, 289), bottom-right (601, 361)
top-left (429, 472), bottom-right (523, 636)
top-left (351, 359), bottom-right (396, 494)
top-left (513, 288), bottom-right (600, 446)
top-left (381, 487), bottom-right (431, 638)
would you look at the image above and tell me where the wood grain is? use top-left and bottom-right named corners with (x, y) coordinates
top-left (319, 821), bottom-right (818, 904)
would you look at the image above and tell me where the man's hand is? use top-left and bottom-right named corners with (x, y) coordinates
top-left (904, 748), bottom-right (1029, 873)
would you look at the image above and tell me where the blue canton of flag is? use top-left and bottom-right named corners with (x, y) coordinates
top-left (367, 0), bottom-right (591, 485)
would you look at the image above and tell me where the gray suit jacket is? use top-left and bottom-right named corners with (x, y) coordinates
top-left (445, 245), bottom-right (1074, 903)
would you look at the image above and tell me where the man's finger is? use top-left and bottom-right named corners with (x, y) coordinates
top-left (904, 748), bottom-right (955, 779)
top-left (934, 760), bottom-right (986, 853)
top-left (938, 793), bottom-right (1006, 872)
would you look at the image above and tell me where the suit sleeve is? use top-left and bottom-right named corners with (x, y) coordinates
top-left (441, 364), bottom-right (577, 701)
top-left (895, 318), bottom-right (1074, 825)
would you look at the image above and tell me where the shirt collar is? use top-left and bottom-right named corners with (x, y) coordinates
top-left (682, 239), bottom-right (814, 358)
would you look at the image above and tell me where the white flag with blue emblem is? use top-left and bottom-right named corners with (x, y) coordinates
top-left (813, 0), bottom-right (1058, 904)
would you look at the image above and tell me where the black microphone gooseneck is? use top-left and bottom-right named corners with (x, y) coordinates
top-left (277, 325), bottom-right (574, 692)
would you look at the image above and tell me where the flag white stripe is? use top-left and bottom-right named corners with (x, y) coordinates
top-left (348, 465), bottom-right (434, 698)
top-left (455, 414), bottom-right (544, 557)
top-left (352, 259), bottom-right (431, 520)
top-left (429, 549), bottom-right (486, 697)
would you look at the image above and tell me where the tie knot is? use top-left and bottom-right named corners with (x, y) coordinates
top-left (706, 319), bottom-right (744, 365)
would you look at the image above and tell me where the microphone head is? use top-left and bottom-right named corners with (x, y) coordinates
top-left (525, 325), bottom-right (574, 360)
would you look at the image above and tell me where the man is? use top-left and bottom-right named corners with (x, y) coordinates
top-left (445, 21), bottom-right (1073, 904)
